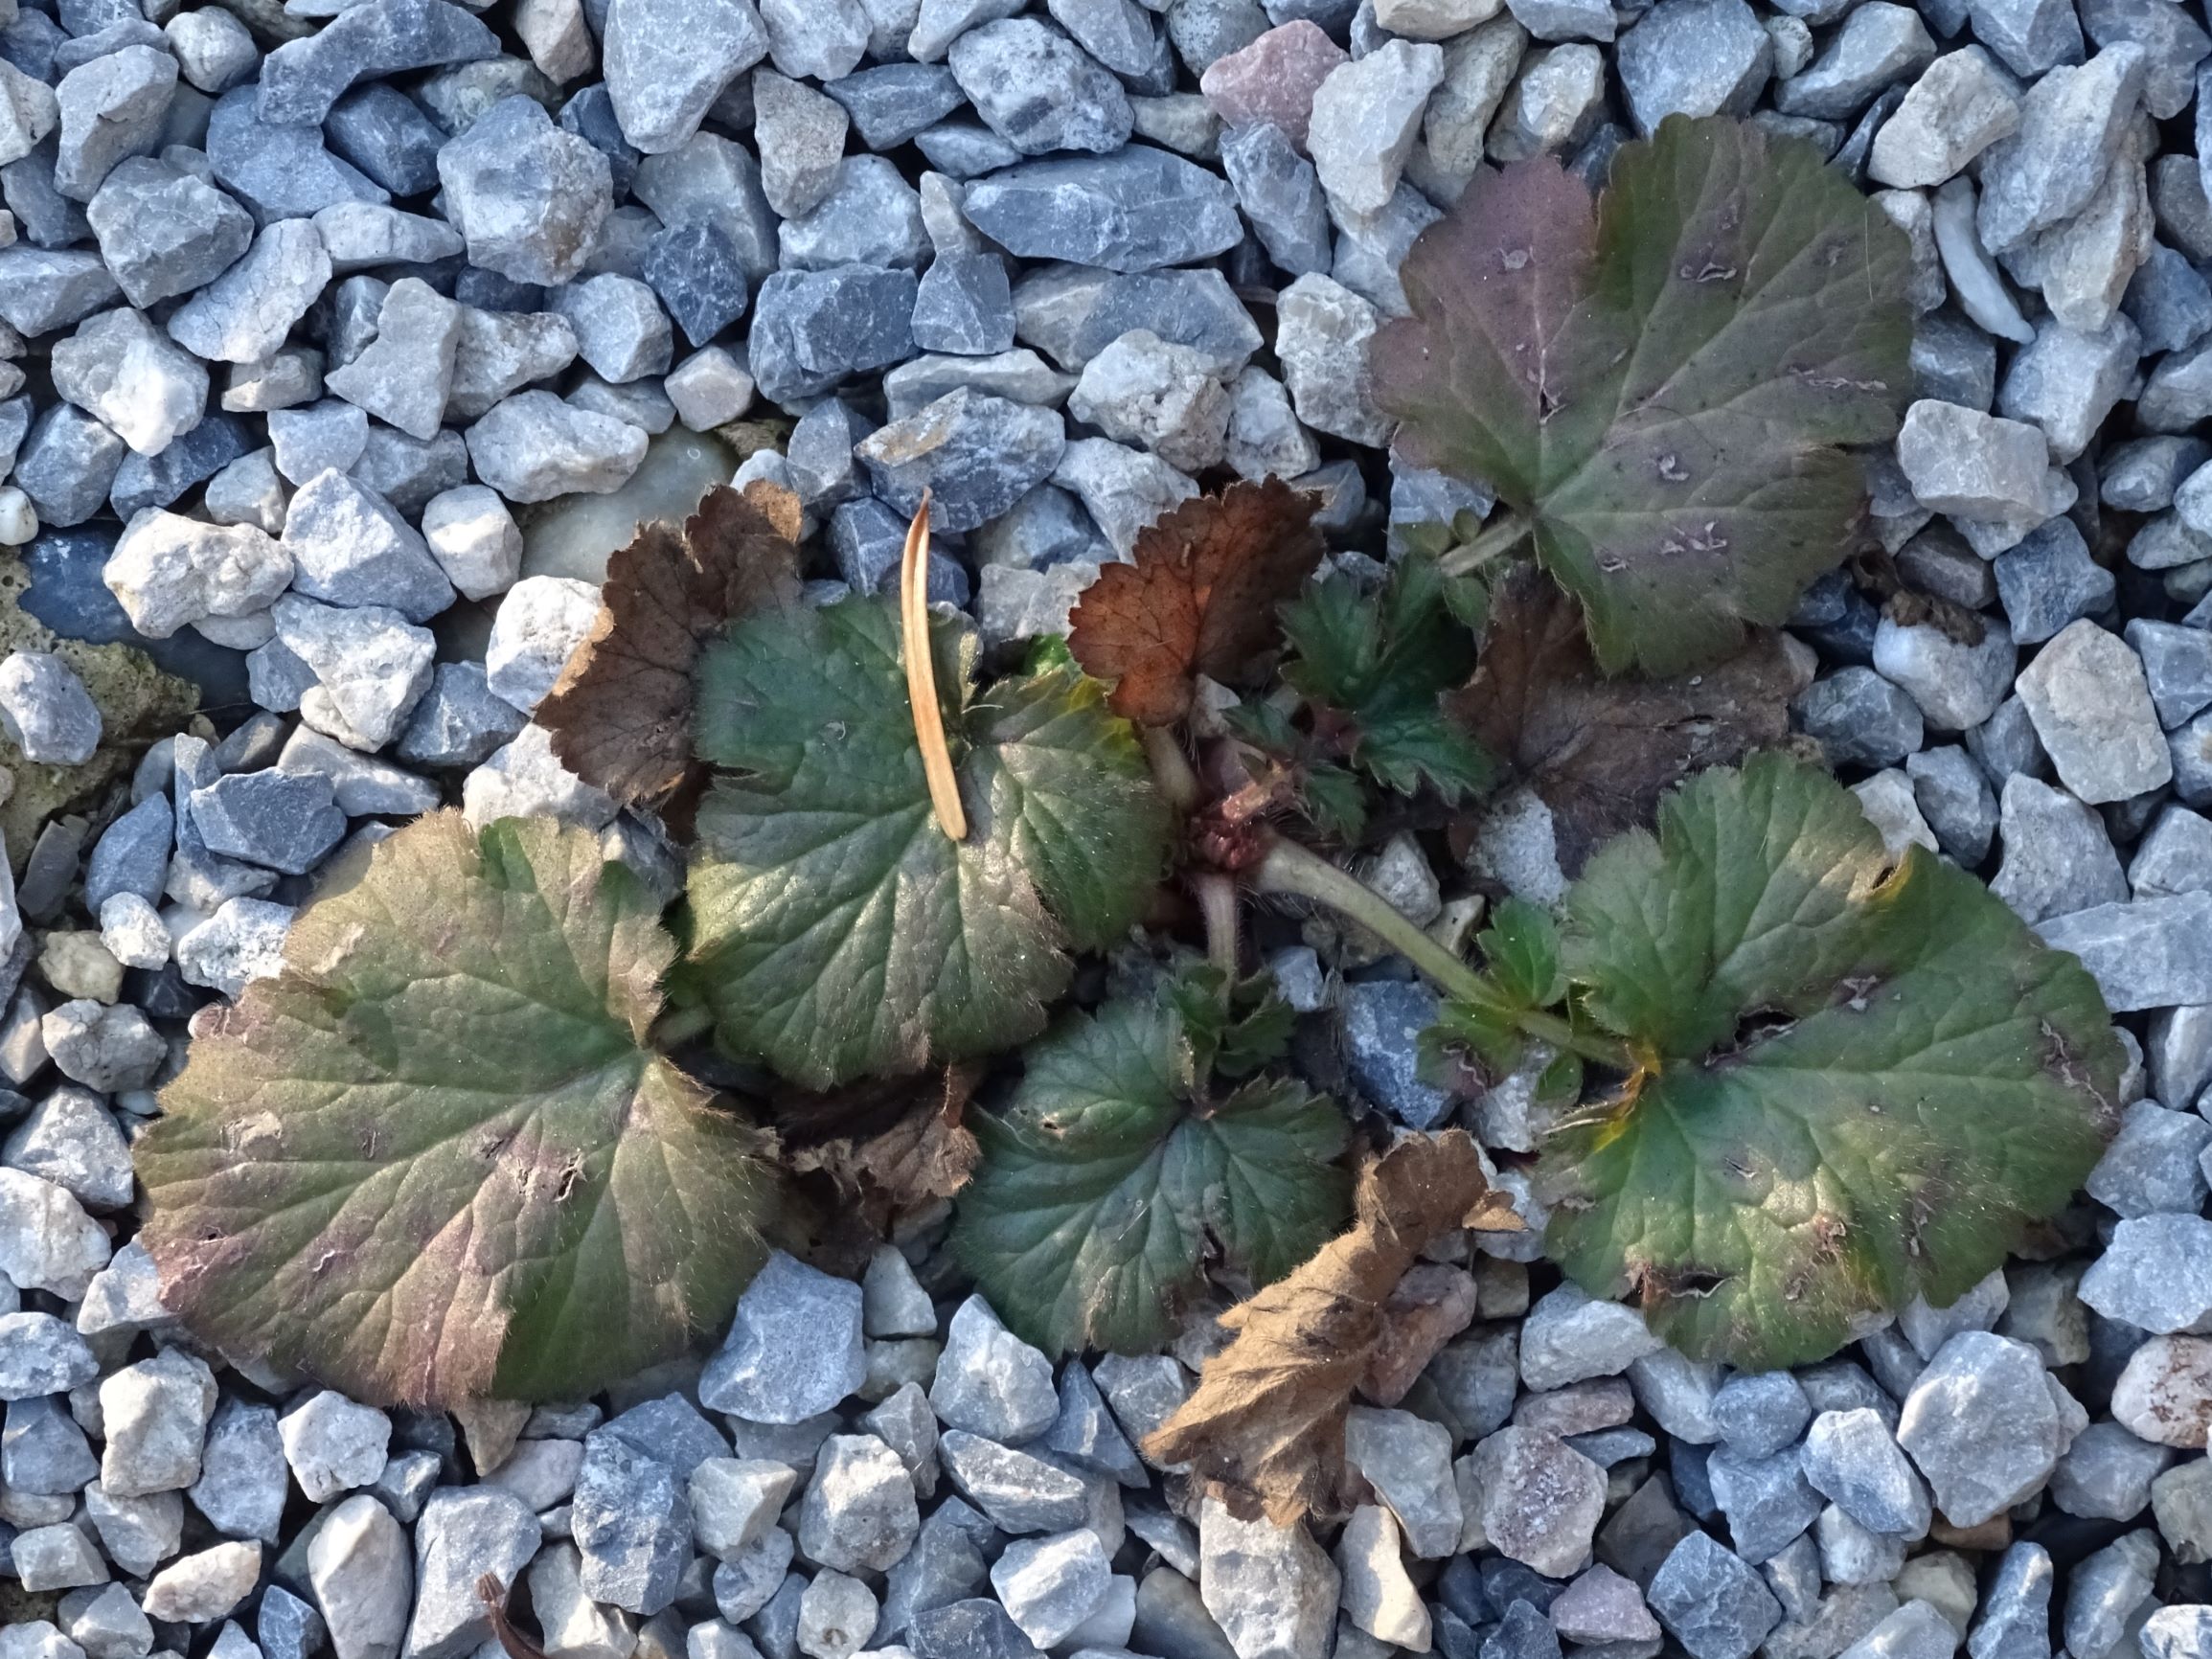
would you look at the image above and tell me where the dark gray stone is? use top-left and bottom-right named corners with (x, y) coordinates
top-left (258, 0), bottom-right (497, 126)
top-left (396, 662), bottom-right (528, 768)
top-left (949, 18), bottom-right (1133, 155)
top-left (1220, 121), bottom-right (1331, 277)
top-left (915, 121), bottom-right (1027, 180)
top-left (827, 63), bottom-right (968, 149)
top-left (750, 264), bottom-right (920, 406)
top-left (190, 771), bottom-right (349, 875)
top-left (0, 245), bottom-right (119, 337)
top-left (1794, 668), bottom-right (1926, 768)
top-left (642, 219), bottom-right (749, 349)
top-left (913, 1598), bottom-right (1045, 1659)
top-left (84, 795), bottom-right (172, 913)
top-left (1994, 518), bottom-right (2115, 645)
top-left (14, 404), bottom-right (125, 529)
top-left (1340, 978), bottom-right (1450, 1129)
top-left (325, 84), bottom-right (447, 197)
top-left (110, 415), bottom-right (253, 520)
top-left (1647, 1532), bottom-right (1784, 1659)
top-left (1013, 263), bottom-right (1261, 375)
top-left (83, 154), bottom-right (252, 308)
top-left (855, 388), bottom-right (1065, 533)
top-left (911, 253), bottom-right (1015, 356)
top-left (963, 146), bottom-right (1243, 273)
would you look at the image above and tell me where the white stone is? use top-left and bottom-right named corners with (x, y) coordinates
top-left (422, 485), bottom-right (524, 602)
top-left (485, 575), bottom-right (602, 712)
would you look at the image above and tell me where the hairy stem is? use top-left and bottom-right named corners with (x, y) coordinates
top-left (1439, 512), bottom-right (1531, 578)
top-left (900, 491), bottom-right (968, 841)
top-left (1143, 724), bottom-right (1201, 814)
top-left (1251, 837), bottom-right (1489, 1004)
top-left (1251, 836), bottom-right (1634, 1070)
top-left (1194, 872), bottom-right (1242, 974)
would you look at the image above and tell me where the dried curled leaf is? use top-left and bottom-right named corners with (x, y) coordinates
top-left (1372, 116), bottom-right (1911, 675)
top-left (480, 1575), bottom-right (548, 1659)
top-left (137, 813), bottom-right (779, 1406)
top-left (1068, 479), bottom-right (1325, 726)
top-left (779, 1064), bottom-right (984, 1270)
top-left (1142, 1130), bottom-right (1512, 1526)
top-left (540, 482), bottom-right (804, 804)
top-left (1448, 569), bottom-right (1803, 874)
top-left (1543, 753), bottom-right (2124, 1369)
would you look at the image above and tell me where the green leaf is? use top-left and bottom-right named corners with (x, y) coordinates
top-left (687, 595), bottom-right (1169, 1088)
top-left (135, 813), bottom-right (779, 1407)
top-left (1278, 554), bottom-right (1493, 803)
top-left (1481, 898), bottom-right (1563, 1010)
top-left (1163, 962), bottom-right (1298, 1079)
top-left (952, 998), bottom-right (1351, 1355)
top-left (1372, 116), bottom-right (1912, 675)
top-left (1541, 753), bottom-right (2123, 1370)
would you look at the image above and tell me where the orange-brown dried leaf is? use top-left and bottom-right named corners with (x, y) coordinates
top-left (541, 482), bottom-right (804, 804)
top-left (1068, 478), bottom-right (1325, 726)
top-left (1448, 570), bottom-right (1805, 875)
top-left (479, 1575), bottom-right (548, 1659)
top-left (1142, 1130), bottom-right (1500, 1527)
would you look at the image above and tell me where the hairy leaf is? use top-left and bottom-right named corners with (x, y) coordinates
top-left (1068, 479), bottom-right (1326, 726)
top-left (687, 596), bottom-right (1169, 1088)
top-left (1278, 554), bottom-right (1493, 802)
top-left (953, 997), bottom-right (1351, 1357)
top-left (1143, 1131), bottom-right (1514, 1525)
top-left (541, 482), bottom-right (805, 804)
top-left (1542, 753), bottom-right (2123, 1370)
top-left (1448, 570), bottom-right (1803, 873)
top-left (1162, 962), bottom-right (1297, 1079)
top-left (136, 813), bottom-right (778, 1407)
top-left (1372, 117), bottom-right (1912, 675)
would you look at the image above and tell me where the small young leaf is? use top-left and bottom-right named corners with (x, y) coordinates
top-left (1372, 117), bottom-right (1912, 675)
top-left (1067, 479), bottom-right (1326, 726)
top-left (687, 595), bottom-right (1169, 1088)
top-left (1543, 753), bottom-right (2124, 1370)
top-left (1479, 898), bottom-right (1563, 1010)
top-left (136, 813), bottom-right (778, 1407)
top-left (1278, 554), bottom-right (1493, 802)
top-left (1142, 1131), bottom-right (1511, 1526)
top-left (1447, 570), bottom-right (1803, 875)
top-left (1163, 962), bottom-right (1297, 1079)
top-left (540, 482), bottom-right (805, 805)
top-left (951, 997), bottom-right (1350, 1357)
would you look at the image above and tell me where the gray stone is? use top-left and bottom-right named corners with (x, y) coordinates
top-left (993, 1530), bottom-right (1112, 1648)
top-left (1339, 978), bottom-right (1450, 1128)
top-left (1895, 1332), bottom-right (2082, 1525)
top-left (272, 594), bottom-right (437, 751)
top-left (1978, 47), bottom-right (2146, 254)
top-left (438, 96), bottom-right (611, 287)
top-left (2050, 1420), bottom-right (2173, 1520)
top-left (394, 663), bottom-right (526, 768)
top-left (856, 390), bottom-right (1063, 533)
top-left (574, 1430), bottom-right (691, 1616)
top-left (189, 770), bottom-right (347, 875)
top-left (950, 19), bottom-right (1132, 155)
top-left (83, 154), bottom-right (249, 307)
top-left (750, 265), bottom-right (920, 406)
top-left (828, 65), bottom-right (965, 150)
top-left (1014, 264), bottom-right (1260, 379)
top-left (190, 1398), bottom-right (285, 1543)
top-left (692, 1458), bottom-right (798, 1563)
top-left (702, 1251), bottom-right (867, 1424)
top-left (1801, 1411), bottom-right (1929, 1538)
top-left (1997, 315), bottom-right (2139, 465)
top-left (1970, 0), bottom-right (2087, 76)
top-left (2081, 1214), bottom-right (2212, 1333)
top-left (601, 0), bottom-right (765, 155)
top-left (1708, 1444), bottom-right (1824, 1564)
top-left (53, 46), bottom-right (175, 203)
top-left (1615, 0), bottom-right (1772, 136)
top-left (1966, 1542), bottom-right (2050, 1659)
top-left (309, 1492), bottom-right (413, 1659)
top-left (939, 1432), bottom-right (1092, 1534)
top-left (1994, 518), bottom-right (2114, 644)
top-left (2087, 1096), bottom-right (2212, 1211)
top-left (280, 469), bottom-right (455, 622)
top-left (1521, 1285), bottom-right (1663, 1391)
top-left (1647, 1531), bottom-right (1783, 1659)
top-left (167, 218), bottom-right (331, 365)
top-left (257, 0), bottom-right (494, 126)
top-left (879, 1500), bottom-right (993, 1640)
top-left (963, 146), bottom-right (1242, 273)
top-left (0, 1308), bottom-right (98, 1399)
top-left (1869, 48), bottom-right (2020, 188)
top-left (1904, 746), bottom-right (1998, 863)
top-left (1774, 3), bottom-right (1932, 119)
top-left (1988, 774), bottom-right (2127, 923)
top-left (931, 1295), bottom-right (1058, 1442)
top-left (99, 1346), bottom-right (216, 1497)
top-left (1197, 1496), bottom-right (1338, 1659)
top-left (1306, 39), bottom-right (1444, 219)
top-left (2063, 1530), bottom-right (2159, 1659)
top-left (1464, 1425), bottom-right (1604, 1577)
top-left (325, 279), bottom-right (463, 442)
top-left (2016, 619), bottom-right (2173, 803)
top-left (1794, 669), bottom-right (1925, 768)
top-left (466, 390), bottom-right (649, 502)
top-left (14, 403), bottom-right (125, 529)
top-left (1712, 1374), bottom-right (1811, 1460)
top-left (781, 155), bottom-right (930, 274)
top-left (912, 253), bottom-right (1015, 357)
top-left (5, 1394), bottom-right (99, 1495)
top-left (1220, 122), bottom-right (1329, 278)
top-left (41, 1000), bottom-right (164, 1092)
top-left (0, 650), bottom-right (96, 766)
top-left (2126, 243), bottom-right (2212, 354)
top-left (2037, 890), bottom-right (2212, 1009)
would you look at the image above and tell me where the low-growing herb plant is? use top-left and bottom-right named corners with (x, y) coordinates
top-left (132, 118), bottom-right (2114, 1443)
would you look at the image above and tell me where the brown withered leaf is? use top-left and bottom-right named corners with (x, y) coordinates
top-left (1448, 570), bottom-right (1804, 875)
top-left (540, 482), bottom-right (804, 804)
top-left (779, 1064), bottom-right (983, 1270)
top-left (1142, 1130), bottom-right (1511, 1527)
top-left (478, 1574), bottom-right (548, 1659)
top-left (1067, 478), bottom-right (1325, 726)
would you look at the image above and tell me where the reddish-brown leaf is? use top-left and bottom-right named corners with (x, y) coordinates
top-left (479, 1574), bottom-right (548, 1659)
top-left (1141, 1130), bottom-right (1516, 1527)
top-left (1067, 478), bottom-right (1325, 726)
top-left (540, 482), bottom-right (804, 804)
top-left (1447, 569), bottom-right (1808, 875)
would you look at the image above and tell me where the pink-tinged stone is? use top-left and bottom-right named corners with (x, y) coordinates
top-left (1198, 21), bottom-right (1350, 155)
